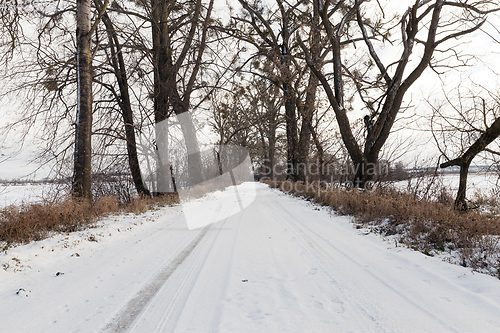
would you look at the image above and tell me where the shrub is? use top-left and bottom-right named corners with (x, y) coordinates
top-left (0, 193), bottom-right (179, 249)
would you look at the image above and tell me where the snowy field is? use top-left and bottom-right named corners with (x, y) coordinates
top-left (1, 183), bottom-right (500, 332)
top-left (0, 183), bottom-right (61, 208)
top-left (1, 172), bottom-right (498, 209)
top-left (441, 173), bottom-right (499, 195)
top-left (394, 172), bottom-right (499, 197)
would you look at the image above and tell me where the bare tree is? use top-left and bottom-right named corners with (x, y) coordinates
top-left (433, 84), bottom-right (500, 210)
top-left (0, 0), bottom-right (222, 198)
top-left (147, 0), bottom-right (215, 190)
top-left (222, 0), bottom-right (330, 181)
top-left (73, 0), bottom-right (110, 198)
top-left (227, 0), bottom-right (299, 180)
top-left (246, 78), bottom-right (284, 180)
top-left (72, 0), bottom-right (94, 198)
top-left (0, 1), bottom-right (156, 199)
top-left (299, 0), bottom-right (499, 187)
top-left (208, 75), bottom-right (285, 179)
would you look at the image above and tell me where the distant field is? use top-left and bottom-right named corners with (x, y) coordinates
top-left (0, 183), bottom-right (62, 208)
top-left (0, 172), bottom-right (498, 208)
top-left (394, 173), bottom-right (499, 196)
top-left (442, 173), bottom-right (499, 194)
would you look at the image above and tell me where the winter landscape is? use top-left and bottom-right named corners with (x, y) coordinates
top-left (2, 183), bottom-right (500, 333)
top-left (2, 0), bottom-right (500, 332)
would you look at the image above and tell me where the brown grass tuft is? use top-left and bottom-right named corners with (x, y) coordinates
top-left (0, 199), bottom-right (93, 247)
top-left (0, 193), bottom-right (180, 250)
top-left (123, 193), bottom-right (180, 214)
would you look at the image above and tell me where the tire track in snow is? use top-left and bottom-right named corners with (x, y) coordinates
top-left (130, 222), bottom-right (229, 333)
top-left (138, 225), bottom-right (220, 332)
top-left (269, 192), bottom-right (462, 332)
top-left (268, 194), bottom-right (397, 331)
top-left (293, 210), bottom-right (500, 317)
top-left (99, 224), bottom-right (211, 333)
top-left (126, 195), bottom-right (243, 333)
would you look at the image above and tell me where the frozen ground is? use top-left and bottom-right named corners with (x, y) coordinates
top-left (394, 172), bottom-right (499, 197)
top-left (1, 183), bottom-right (500, 332)
top-left (441, 173), bottom-right (499, 195)
top-left (0, 183), bottom-right (59, 208)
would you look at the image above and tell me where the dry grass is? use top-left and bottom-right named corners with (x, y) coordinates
top-left (262, 180), bottom-right (500, 278)
top-left (0, 194), bottom-right (179, 250)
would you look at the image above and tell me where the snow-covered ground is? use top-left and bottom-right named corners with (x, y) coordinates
top-left (1, 183), bottom-right (500, 332)
top-left (0, 183), bottom-right (60, 208)
top-left (394, 172), bottom-right (499, 197)
top-left (441, 173), bottom-right (499, 195)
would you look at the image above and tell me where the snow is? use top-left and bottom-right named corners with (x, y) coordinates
top-left (439, 173), bottom-right (499, 195)
top-left (1, 182), bottom-right (500, 332)
top-left (393, 172), bottom-right (499, 199)
top-left (0, 183), bottom-right (56, 208)
top-left (181, 182), bottom-right (256, 230)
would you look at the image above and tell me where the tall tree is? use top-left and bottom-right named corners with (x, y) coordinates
top-left (295, 0), bottom-right (322, 181)
top-left (208, 76), bottom-right (284, 175)
top-left (299, 0), bottom-right (499, 187)
top-left (149, 0), bottom-right (215, 190)
top-left (72, 0), bottom-right (94, 198)
top-left (73, 0), bottom-right (110, 198)
top-left (441, 117), bottom-right (500, 210)
top-left (227, 0), bottom-right (328, 181)
top-left (236, 0), bottom-right (301, 180)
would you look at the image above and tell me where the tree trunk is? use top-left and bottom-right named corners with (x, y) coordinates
top-left (97, 1), bottom-right (150, 196)
top-left (308, 122), bottom-right (325, 182)
top-left (175, 107), bottom-right (205, 186)
top-left (279, 11), bottom-right (298, 182)
top-left (122, 89), bottom-right (150, 196)
top-left (151, 0), bottom-right (172, 193)
top-left (296, 74), bottom-right (319, 182)
top-left (455, 159), bottom-right (471, 211)
top-left (264, 92), bottom-right (279, 180)
top-left (155, 119), bottom-right (170, 192)
top-left (72, 0), bottom-right (93, 199)
top-left (151, 0), bottom-right (209, 190)
top-left (267, 136), bottom-right (276, 180)
top-left (283, 81), bottom-right (298, 181)
top-left (352, 156), bottom-right (377, 188)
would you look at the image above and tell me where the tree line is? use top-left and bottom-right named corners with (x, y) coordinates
top-left (0, 0), bottom-right (499, 210)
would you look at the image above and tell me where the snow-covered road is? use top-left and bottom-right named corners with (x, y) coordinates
top-left (2, 183), bottom-right (500, 332)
